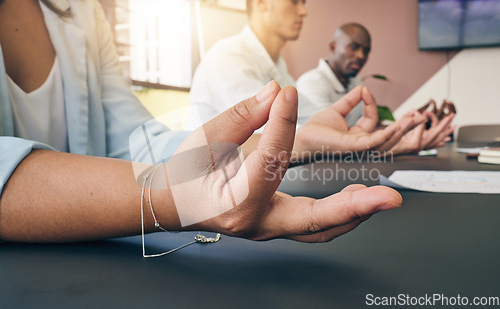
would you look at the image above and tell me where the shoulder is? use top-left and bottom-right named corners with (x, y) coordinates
top-left (298, 67), bottom-right (321, 83)
top-left (204, 32), bottom-right (253, 62)
top-left (297, 65), bottom-right (328, 88)
top-left (198, 35), bottom-right (260, 77)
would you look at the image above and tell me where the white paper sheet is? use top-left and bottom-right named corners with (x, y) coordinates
top-left (380, 170), bottom-right (500, 194)
top-left (455, 147), bottom-right (485, 154)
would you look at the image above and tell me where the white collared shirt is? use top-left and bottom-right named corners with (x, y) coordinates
top-left (188, 26), bottom-right (317, 130)
top-left (297, 59), bottom-right (364, 127)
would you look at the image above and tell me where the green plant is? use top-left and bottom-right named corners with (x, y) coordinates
top-left (377, 106), bottom-right (395, 122)
top-left (361, 74), bottom-right (389, 82)
top-left (361, 74), bottom-right (394, 122)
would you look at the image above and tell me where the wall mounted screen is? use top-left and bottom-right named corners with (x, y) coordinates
top-left (419, 0), bottom-right (500, 50)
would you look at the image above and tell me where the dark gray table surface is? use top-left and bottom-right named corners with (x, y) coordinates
top-left (2, 144), bottom-right (500, 309)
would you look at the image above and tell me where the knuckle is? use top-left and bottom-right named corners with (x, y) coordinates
top-left (302, 200), bottom-right (327, 235)
top-left (306, 220), bottom-right (324, 234)
top-left (257, 150), bottom-right (290, 178)
top-left (217, 215), bottom-right (242, 233)
top-left (275, 112), bottom-right (298, 127)
top-left (216, 211), bottom-right (257, 238)
top-left (226, 102), bottom-right (251, 126)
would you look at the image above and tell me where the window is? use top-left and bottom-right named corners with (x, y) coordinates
top-left (129, 0), bottom-right (193, 87)
top-left (100, 0), bottom-right (246, 90)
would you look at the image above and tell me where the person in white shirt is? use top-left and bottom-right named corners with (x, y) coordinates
top-left (189, 0), bottom-right (454, 158)
top-left (297, 22), bottom-right (456, 154)
top-left (0, 0), bottom-right (403, 244)
top-left (189, 1), bottom-right (363, 128)
top-left (188, 25), bottom-right (317, 129)
top-left (297, 23), bottom-right (370, 127)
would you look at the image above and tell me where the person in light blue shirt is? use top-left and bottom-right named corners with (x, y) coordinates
top-left (0, 0), bottom-right (190, 195)
top-left (0, 0), bottom-right (402, 244)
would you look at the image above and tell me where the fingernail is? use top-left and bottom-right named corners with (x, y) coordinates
top-left (284, 86), bottom-right (298, 103)
top-left (376, 202), bottom-right (401, 212)
top-left (257, 81), bottom-right (276, 102)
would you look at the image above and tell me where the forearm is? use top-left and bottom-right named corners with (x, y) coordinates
top-left (0, 150), bottom-right (178, 242)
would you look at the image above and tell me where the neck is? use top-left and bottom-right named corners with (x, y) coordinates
top-left (328, 61), bottom-right (349, 88)
top-left (249, 21), bottom-right (286, 63)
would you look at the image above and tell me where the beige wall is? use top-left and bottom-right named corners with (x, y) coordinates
top-left (199, 5), bottom-right (247, 54)
top-left (394, 47), bottom-right (500, 130)
top-left (282, 0), bottom-right (453, 111)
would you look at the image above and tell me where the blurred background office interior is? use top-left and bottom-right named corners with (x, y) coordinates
top-left (99, 0), bottom-right (499, 134)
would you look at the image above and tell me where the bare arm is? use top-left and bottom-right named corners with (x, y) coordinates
top-left (0, 150), bottom-right (176, 242)
top-left (0, 82), bottom-right (402, 244)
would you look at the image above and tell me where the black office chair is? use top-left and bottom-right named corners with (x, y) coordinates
top-left (457, 124), bottom-right (500, 148)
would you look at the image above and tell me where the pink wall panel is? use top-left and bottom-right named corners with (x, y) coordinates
top-left (282, 0), bottom-right (456, 111)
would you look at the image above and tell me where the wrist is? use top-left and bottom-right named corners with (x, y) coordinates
top-left (141, 164), bottom-right (182, 232)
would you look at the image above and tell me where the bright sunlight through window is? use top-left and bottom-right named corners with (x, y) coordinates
top-left (129, 0), bottom-right (193, 87)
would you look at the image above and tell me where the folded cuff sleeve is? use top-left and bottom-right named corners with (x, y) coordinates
top-left (0, 137), bottom-right (54, 196)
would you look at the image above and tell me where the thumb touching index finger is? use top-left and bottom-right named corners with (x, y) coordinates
top-left (243, 86), bottom-right (298, 200)
top-left (355, 86), bottom-right (379, 132)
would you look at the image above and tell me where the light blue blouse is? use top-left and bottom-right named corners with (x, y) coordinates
top-left (0, 0), bottom-right (189, 195)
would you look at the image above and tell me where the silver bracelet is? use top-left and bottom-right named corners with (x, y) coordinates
top-left (140, 164), bottom-right (221, 258)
